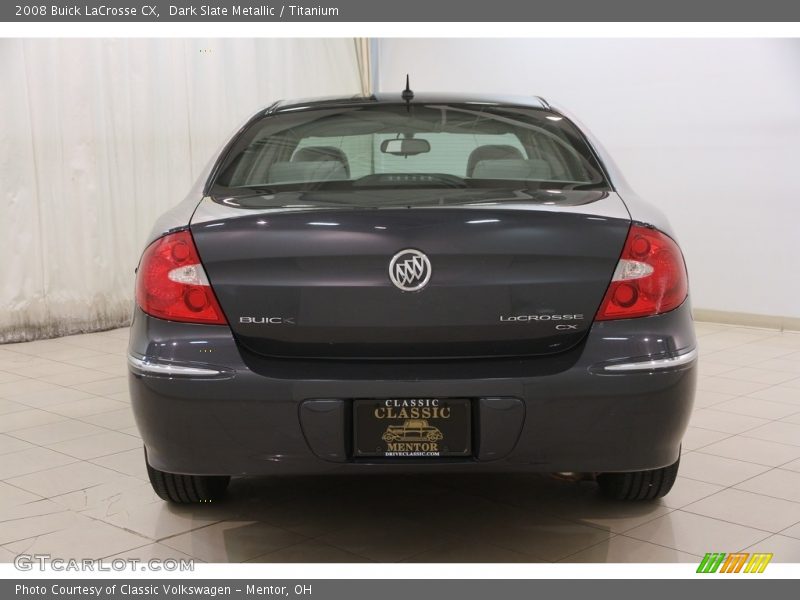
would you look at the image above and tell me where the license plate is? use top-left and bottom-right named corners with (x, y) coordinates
top-left (353, 398), bottom-right (471, 458)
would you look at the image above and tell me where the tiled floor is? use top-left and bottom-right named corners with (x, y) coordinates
top-left (1, 322), bottom-right (799, 563)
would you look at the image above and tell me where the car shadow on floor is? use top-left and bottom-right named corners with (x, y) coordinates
top-left (159, 473), bottom-right (673, 562)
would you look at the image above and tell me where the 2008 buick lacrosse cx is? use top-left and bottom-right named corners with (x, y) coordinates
top-left (128, 89), bottom-right (696, 503)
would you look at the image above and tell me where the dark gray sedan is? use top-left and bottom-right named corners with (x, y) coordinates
top-left (128, 93), bottom-right (696, 503)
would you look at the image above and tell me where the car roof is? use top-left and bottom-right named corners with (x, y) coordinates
top-left (269, 93), bottom-right (551, 114)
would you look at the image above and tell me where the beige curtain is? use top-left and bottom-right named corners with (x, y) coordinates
top-left (0, 38), bottom-right (363, 343)
top-left (354, 38), bottom-right (373, 96)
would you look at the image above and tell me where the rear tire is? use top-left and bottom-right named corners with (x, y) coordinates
top-left (597, 455), bottom-right (680, 501)
top-left (145, 449), bottom-right (230, 503)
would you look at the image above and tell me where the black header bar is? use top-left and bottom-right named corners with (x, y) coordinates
top-left (3, 0), bottom-right (800, 22)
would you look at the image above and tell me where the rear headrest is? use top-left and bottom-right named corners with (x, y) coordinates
top-left (292, 146), bottom-right (350, 177)
top-left (471, 159), bottom-right (553, 181)
top-left (466, 145), bottom-right (524, 177)
top-left (268, 161), bottom-right (348, 184)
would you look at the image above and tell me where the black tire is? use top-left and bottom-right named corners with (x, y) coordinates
top-left (597, 456), bottom-right (680, 501)
top-left (145, 449), bottom-right (230, 503)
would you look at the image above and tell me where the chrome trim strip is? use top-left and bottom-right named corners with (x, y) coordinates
top-left (127, 355), bottom-right (222, 377)
top-left (190, 192), bottom-right (630, 226)
top-left (603, 348), bottom-right (698, 373)
top-left (190, 195), bottom-right (315, 226)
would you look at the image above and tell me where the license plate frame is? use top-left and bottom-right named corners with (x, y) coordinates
top-left (352, 398), bottom-right (472, 458)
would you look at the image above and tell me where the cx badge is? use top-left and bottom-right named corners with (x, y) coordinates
top-left (389, 249), bottom-right (431, 292)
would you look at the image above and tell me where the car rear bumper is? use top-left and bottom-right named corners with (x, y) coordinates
top-left (128, 303), bottom-right (697, 476)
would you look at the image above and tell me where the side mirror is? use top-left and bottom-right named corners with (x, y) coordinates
top-left (380, 138), bottom-right (431, 156)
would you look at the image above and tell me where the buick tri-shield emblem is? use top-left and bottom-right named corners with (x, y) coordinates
top-left (389, 249), bottom-right (431, 292)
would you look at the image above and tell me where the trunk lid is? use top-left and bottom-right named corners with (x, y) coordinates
top-left (191, 189), bottom-right (630, 359)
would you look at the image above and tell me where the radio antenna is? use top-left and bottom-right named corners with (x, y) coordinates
top-left (401, 75), bottom-right (414, 111)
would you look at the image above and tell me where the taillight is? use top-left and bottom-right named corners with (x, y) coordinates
top-left (135, 230), bottom-right (227, 325)
top-left (595, 225), bottom-right (688, 321)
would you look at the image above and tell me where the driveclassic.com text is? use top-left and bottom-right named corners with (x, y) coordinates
top-left (16, 585), bottom-right (311, 597)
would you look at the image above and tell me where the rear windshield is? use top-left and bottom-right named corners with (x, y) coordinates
top-left (210, 103), bottom-right (609, 195)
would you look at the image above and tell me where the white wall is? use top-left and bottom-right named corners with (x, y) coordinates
top-left (0, 38), bottom-right (362, 342)
top-left (377, 39), bottom-right (800, 320)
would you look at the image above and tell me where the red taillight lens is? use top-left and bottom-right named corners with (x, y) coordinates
top-left (135, 230), bottom-right (227, 325)
top-left (595, 225), bottom-right (688, 321)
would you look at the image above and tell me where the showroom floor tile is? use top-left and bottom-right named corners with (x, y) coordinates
top-left (680, 488), bottom-right (800, 533)
top-left (560, 535), bottom-right (699, 563)
top-left (0, 322), bottom-right (798, 563)
top-left (160, 521), bottom-right (306, 563)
